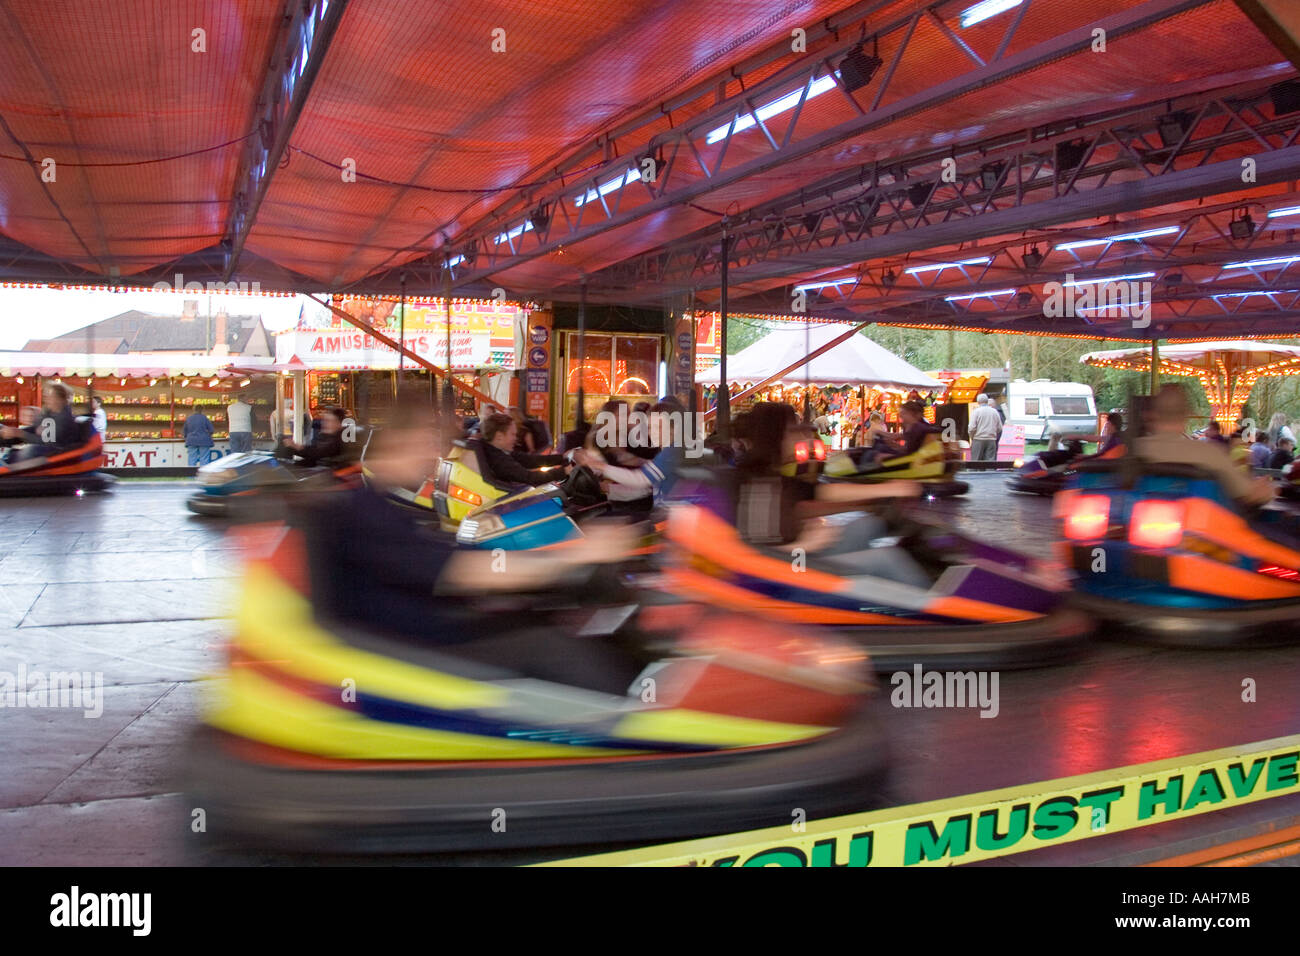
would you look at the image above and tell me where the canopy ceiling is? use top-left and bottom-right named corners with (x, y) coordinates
top-left (2, 0), bottom-right (1299, 340)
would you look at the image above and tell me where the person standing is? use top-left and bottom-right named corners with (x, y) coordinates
top-left (1267, 412), bottom-right (1295, 448)
top-left (227, 396), bottom-right (253, 454)
top-left (183, 407), bottom-right (214, 467)
top-left (90, 396), bottom-right (107, 438)
top-left (968, 393), bottom-right (1002, 461)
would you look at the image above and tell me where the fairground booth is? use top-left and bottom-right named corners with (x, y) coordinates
top-left (695, 321), bottom-right (945, 448)
top-left (0, 351), bottom-right (276, 467)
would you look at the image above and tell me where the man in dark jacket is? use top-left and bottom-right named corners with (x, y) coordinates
top-left (481, 412), bottom-right (568, 486)
top-left (283, 406), bottom-right (347, 466)
top-left (183, 407), bottom-right (215, 467)
top-left (1267, 437), bottom-right (1295, 471)
top-left (1, 383), bottom-right (79, 462)
top-left (881, 400), bottom-right (941, 459)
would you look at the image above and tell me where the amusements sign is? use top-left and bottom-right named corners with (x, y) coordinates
top-left (280, 297), bottom-right (518, 370)
top-left (540, 734), bottom-right (1300, 867)
top-left (524, 311), bottom-right (553, 420)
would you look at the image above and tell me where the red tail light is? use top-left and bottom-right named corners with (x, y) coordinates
top-left (1259, 564), bottom-right (1300, 581)
top-left (794, 441), bottom-right (809, 463)
top-left (812, 439), bottom-right (826, 461)
top-left (1128, 500), bottom-right (1184, 549)
top-left (1063, 494), bottom-right (1110, 540)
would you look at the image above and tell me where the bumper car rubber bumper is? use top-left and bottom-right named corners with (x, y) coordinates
top-left (843, 607), bottom-right (1092, 671)
top-left (184, 704), bottom-right (889, 855)
top-left (1068, 589), bottom-right (1300, 647)
top-left (0, 472), bottom-right (115, 497)
top-left (1005, 476), bottom-right (1062, 496)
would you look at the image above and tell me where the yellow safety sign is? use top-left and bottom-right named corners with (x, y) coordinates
top-left (538, 734), bottom-right (1300, 866)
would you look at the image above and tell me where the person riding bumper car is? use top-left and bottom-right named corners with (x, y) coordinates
top-left (384, 415), bottom-right (567, 532)
top-left (823, 403), bottom-right (968, 498)
top-left (1056, 386), bottom-right (1297, 646)
top-left (0, 415), bottom-right (115, 497)
top-left (185, 500), bottom-right (887, 855)
top-left (1057, 458), bottom-right (1300, 646)
top-left (654, 403), bottom-right (1087, 670)
top-left (187, 410), bottom-right (367, 519)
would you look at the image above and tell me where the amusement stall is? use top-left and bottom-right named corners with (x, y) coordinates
top-left (0, 351), bottom-right (276, 467)
top-left (695, 323), bottom-right (944, 448)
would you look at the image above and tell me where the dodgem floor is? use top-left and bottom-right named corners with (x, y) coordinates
top-left (0, 476), bottom-right (1296, 865)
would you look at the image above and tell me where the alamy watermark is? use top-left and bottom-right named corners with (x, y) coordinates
top-left (0, 665), bottom-right (104, 718)
top-left (590, 406), bottom-right (706, 458)
top-left (151, 272), bottom-right (262, 296)
top-left (1042, 273), bottom-right (1152, 328)
top-left (890, 664), bottom-right (999, 718)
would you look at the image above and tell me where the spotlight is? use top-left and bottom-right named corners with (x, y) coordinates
top-left (802, 212), bottom-right (821, 234)
top-left (1230, 213), bottom-right (1255, 239)
top-left (528, 205), bottom-right (551, 232)
top-left (980, 161), bottom-right (1005, 191)
top-left (1269, 79), bottom-right (1300, 116)
top-left (1023, 245), bottom-right (1044, 269)
top-left (907, 182), bottom-right (934, 208)
top-left (1164, 272), bottom-right (1183, 286)
top-left (461, 241), bottom-right (478, 267)
top-left (1055, 139), bottom-right (1088, 172)
top-left (839, 36), bottom-right (883, 93)
top-left (1157, 111), bottom-right (1191, 148)
top-left (1016, 290), bottom-right (1033, 307)
top-left (881, 268), bottom-right (897, 288)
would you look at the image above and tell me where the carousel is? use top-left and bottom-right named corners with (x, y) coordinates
top-left (1080, 340), bottom-right (1300, 427)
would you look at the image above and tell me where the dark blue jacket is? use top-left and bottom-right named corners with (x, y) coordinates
top-left (184, 412), bottom-right (214, 447)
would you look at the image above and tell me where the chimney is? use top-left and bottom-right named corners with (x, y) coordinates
top-left (181, 299), bottom-right (198, 321)
top-left (211, 308), bottom-right (230, 357)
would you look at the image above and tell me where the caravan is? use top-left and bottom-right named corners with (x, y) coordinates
top-left (1006, 380), bottom-right (1097, 442)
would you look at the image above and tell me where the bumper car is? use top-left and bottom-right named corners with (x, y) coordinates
top-left (655, 476), bottom-right (1089, 671)
top-left (823, 435), bottom-right (968, 498)
top-left (378, 437), bottom-right (565, 532)
top-left (186, 455), bottom-right (364, 518)
top-left (1005, 440), bottom-right (1127, 496)
top-left (455, 464), bottom-right (663, 559)
top-left (0, 418), bottom-right (115, 497)
top-left (187, 436), bottom-right (368, 519)
top-left (186, 513), bottom-right (886, 854)
top-left (1057, 459), bottom-right (1300, 646)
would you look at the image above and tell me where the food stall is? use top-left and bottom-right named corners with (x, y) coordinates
top-left (0, 351), bottom-right (277, 468)
top-left (695, 323), bottom-right (944, 448)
